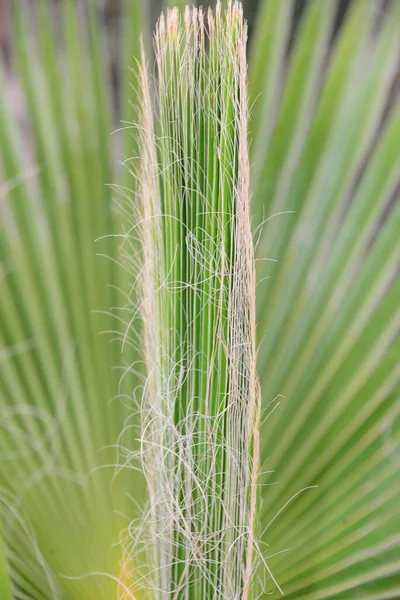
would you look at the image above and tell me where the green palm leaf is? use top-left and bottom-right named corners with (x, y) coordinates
top-left (0, 0), bottom-right (398, 598)
top-left (249, 0), bottom-right (400, 597)
top-left (0, 1), bottom-right (146, 598)
top-left (0, 526), bottom-right (12, 600)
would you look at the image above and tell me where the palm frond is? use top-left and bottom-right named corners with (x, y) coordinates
top-left (0, 0), bottom-right (399, 599)
top-left (129, 5), bottom-right (260, 597)
top-left (249, 0), bottom-right (400, 597)
top-left (0, 527), bottom-right (12, 600)
top-left (0, 2), bottom-right (147, 598)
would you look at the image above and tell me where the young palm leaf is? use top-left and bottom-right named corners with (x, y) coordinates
top-left (127, 2), bottom-right (261, 597)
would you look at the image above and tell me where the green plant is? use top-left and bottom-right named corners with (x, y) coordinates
top-left (130, 4), bottom-right (261, 597)
top-left (0, 0), bottom-right (399, 599)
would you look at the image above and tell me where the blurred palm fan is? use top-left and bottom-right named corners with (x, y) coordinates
top-left (0, 0), bottom-right (399, 598)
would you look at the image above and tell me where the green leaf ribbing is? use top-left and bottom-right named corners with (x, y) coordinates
top-left (128, 3), bottom-right (262, 597)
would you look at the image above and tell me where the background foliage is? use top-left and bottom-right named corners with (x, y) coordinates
top-left (0, 0), bottom-right (399, 598)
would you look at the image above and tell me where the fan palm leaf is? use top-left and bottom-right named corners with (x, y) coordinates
top-left (0, 0), bottom-right (398, 598)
